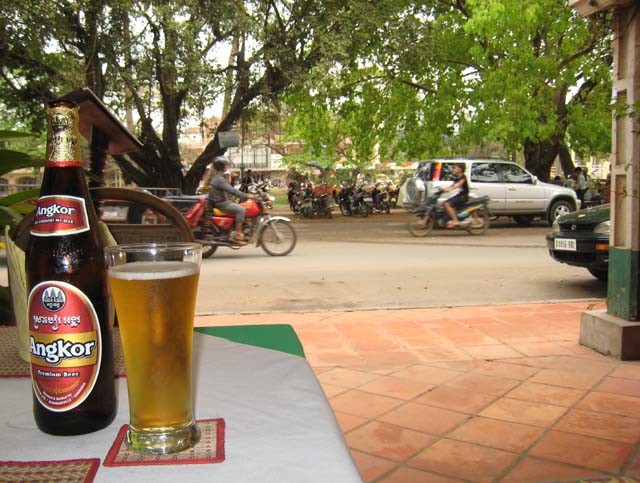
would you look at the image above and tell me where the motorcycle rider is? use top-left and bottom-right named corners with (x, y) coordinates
top-left (208, 157), bottom-right (254, 244)
top-left (442, 163), bottom-right (469, 228)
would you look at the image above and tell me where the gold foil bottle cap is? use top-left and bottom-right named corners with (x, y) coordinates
top-left (46, 100), bottom-right (82, 165)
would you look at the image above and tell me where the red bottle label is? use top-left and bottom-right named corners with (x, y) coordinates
top-left (30, 195), bottom-right (90, 236)
top-left (28, 281), bottom-right (102, 412)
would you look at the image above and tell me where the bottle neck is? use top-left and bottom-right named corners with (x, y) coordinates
top-left (45, 104), bottom-right (83, 168)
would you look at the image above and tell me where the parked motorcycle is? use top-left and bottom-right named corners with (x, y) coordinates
top-left (299, 186), bottom-right (315, 218)
top-left (408, 187), bottom-right (490, 236)
top-left (166, 194), bottom-right (297, 258)
top-left (338, 185), bottom-right (369, 217)
top-left (288, 182), bottom-right (303, 214)
top-left (371, 185), bottom-right (391, 214)
top-left (386, 183), bottom-right (399, 208)
top-left (298, 184), bottom-right (333, 218)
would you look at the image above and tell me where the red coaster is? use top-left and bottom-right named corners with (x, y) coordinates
top-left (0, 458), bottom-right (100, 483)
top-left (103, 418), bottom-right (225, 467)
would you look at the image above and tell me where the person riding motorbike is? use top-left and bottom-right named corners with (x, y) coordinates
top-left (442, 163), bottom-right (469, 228)
top-left (208, 157), bottom-right (254, 244)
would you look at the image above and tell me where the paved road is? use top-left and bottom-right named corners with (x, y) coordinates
top-left (197, 210), bottom-right (606, 315)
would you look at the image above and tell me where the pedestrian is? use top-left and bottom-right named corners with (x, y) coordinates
top-left (240, 169), bottom-right (254, 192)
top-left (573, 167), bottom-right (589, 205)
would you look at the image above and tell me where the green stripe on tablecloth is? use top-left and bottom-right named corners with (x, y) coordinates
top-left (195, 325), bottom-right (305, 358)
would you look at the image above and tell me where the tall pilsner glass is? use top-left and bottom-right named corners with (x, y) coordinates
top-left (105, 242), bottom-right (202, 454)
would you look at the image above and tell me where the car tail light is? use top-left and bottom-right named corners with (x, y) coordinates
top-left (432, 163), bottom-right (442, 181)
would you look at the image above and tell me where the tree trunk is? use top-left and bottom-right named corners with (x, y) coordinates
top-left (557, 143), bottom-right (575, 177)
top-left (523, 139), bottom-right (559, 182)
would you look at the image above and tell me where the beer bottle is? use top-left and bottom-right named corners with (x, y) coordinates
top-left (25, 100), bottom-right (116, 435)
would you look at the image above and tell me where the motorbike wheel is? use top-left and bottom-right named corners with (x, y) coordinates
top-left (324, 207), bottom-right (333, 218)
top-left (358, 203), bottom-right (369, 217)
top-left (467, 209), bottom-right (490, 235)
top-left (340, 204), bottom-right (351, 216)
top-left (202, 244), bottom-right (218, 258)
top-left (302, 205), bottom-right (313, 219)
top-left (260, 220), bottom-right (297, 256)
top-left (384, 203), bottom-right (390, 214)
top-left (408, 215), bottom-right (433, 237)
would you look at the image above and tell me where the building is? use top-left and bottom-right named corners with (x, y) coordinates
top-left (0, 169), bottom-right (40, 195)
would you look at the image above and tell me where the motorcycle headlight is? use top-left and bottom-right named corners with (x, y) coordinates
top-left (593, 220), bottom-right (610, 235)
top-left (552, 219), bottom-right (560, 232)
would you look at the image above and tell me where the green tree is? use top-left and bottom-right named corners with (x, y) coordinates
top-left (285, 0), bottom-right (612, 181)
top-left (1, 0), bottom-right (370, 193)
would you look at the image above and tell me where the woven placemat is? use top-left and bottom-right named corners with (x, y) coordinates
top-left (104, 418), bottom-right (225, 467)
top-left (0, 326), bottom-right (126, 378)
top-left (0, 458), bottom-right (100, 483)
top-left (0, 326), bottom-right (29, 378)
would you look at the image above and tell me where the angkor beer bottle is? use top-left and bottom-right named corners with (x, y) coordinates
top-left (25, 100), bottom-right (116, 435)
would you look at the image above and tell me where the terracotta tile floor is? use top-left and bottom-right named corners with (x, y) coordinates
top-left (196, 300), bottom-right (640, 483)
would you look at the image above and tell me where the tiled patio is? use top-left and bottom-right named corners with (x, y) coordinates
top-left (196, 301), bottom-right (640, 483)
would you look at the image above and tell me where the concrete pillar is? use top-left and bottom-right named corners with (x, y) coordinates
top-left (608, 7), bottom-right (640, 320)
top-left (578, 3), bottom-right (640, 359)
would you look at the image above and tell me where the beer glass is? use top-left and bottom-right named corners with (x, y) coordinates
top-left (105, 242), bottom-right (202, 454)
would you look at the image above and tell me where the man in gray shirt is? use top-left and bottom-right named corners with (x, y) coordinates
top-left (208, 157), bottom-right (254, 243)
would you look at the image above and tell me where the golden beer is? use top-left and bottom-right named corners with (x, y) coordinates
top-left (106, 244), bottom-right (202, 454)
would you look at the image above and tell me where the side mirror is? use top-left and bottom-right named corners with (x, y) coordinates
top-left (531, 176), bottom-right (538, 185)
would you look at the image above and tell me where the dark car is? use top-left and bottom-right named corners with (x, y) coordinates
top-left (546, 203), bottom-right (610, 281)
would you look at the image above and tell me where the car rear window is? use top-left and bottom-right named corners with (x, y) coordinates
top-left (470, 163), bottom-right (500, 183)
top-left (417, 162), bottom-right (457, 181)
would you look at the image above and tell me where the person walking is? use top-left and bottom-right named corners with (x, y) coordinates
top-left (574, 167), bottom-right (589, 205)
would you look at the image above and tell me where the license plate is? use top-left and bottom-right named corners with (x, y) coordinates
top-left (101, 206), bottom-right (129, 222)
top-left (554, 238), bottom-right (577, 251)
top-left (364, 197), bottom-right (373, 202)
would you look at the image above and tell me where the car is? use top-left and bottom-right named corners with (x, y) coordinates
top-left (545, 203), bottom-right (610, 281)
top-left (400, 158), bottom-right (580, 225)
top-left (98, 188), bottom-right (182, 224)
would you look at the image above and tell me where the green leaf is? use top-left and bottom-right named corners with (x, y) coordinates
top-left (0, 131), bottom-right (33, 141)
top-left (0, 188), bottom-right (40, 207)
top-left (0, 150), bottom-right (44, 176)
top-left (0, 205), bottom-right (23, 229)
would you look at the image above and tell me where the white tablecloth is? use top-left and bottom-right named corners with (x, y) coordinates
top-left (0, 333), bottom-right (362, 482)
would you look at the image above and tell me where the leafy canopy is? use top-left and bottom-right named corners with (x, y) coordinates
top-left (284, 0), bottom-right (612, 180)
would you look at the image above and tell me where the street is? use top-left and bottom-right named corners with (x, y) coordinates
top-left (0, 210), bottom-right (607, 316)
top-left (197, 210), bottom-right (606, 315)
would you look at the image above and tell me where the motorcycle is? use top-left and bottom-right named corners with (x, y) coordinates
top-left (408, 187), bottom-right (491, 236)
top-left (299, 187), bottom-right (315, 218)
top-left (287, 183), bottom-right (303, 214)
top-left (166, 194), bottom-right (297, 258)
top-left (298, 184), bottom-right (333, 218)
top-left (386, 183), bottom-right (399, 208)
top-left (371, 185), bottom-right (391, 214)
top-left (338, 185), bottom-right (369, 217)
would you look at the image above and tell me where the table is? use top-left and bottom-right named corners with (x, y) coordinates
top-left (0, 327), bottom-right (362, 482)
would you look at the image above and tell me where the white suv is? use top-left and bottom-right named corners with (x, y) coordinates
top-left (401, 158), bottom-right (579, 225)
